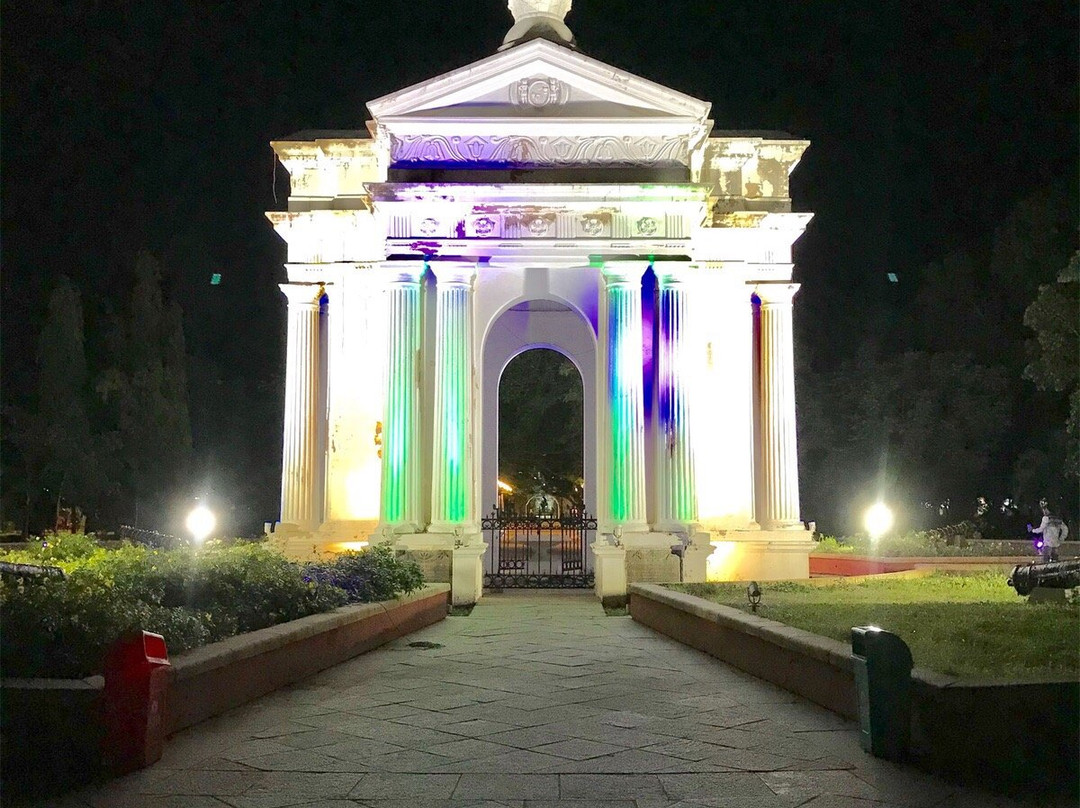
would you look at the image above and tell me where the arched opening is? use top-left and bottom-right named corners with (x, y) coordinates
top-left (497, 347), bottom-right (584, 516)
top-left (479, 295), bottom-right (598, 588)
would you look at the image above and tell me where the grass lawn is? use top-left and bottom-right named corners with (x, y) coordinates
top-left (668, 572), bottom-right (1080, 681)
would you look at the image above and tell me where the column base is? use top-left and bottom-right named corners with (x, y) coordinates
top-left (680, 533), bottom-right (713, 583)
top-left (427, 521), bottom-right (482, 537)
top-left (619, 531), bottom-right (683, 583)
top-left (760, 520), bottom-right (807, 531)
top-left (598, 521), bottom-right (651, 537)
top-left (266, 524), bottom-right (322, 561)
top-left (317, 519), bottom-right (380, 553)
top-left (592, 539), bottom-right (628, 608)
top-left (704, 527), bottom-right (814, 581)
top-left (379, 532), bottom-right (455, 585)
top-left (451, 541), bottom-right (487, 607)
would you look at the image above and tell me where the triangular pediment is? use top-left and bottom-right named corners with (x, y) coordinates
top-left (367, 39), bottom-right (711, 124)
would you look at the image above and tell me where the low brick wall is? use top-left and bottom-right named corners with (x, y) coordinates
top-left (0, 676), bottom-right (105, 799)
top-left (628, 584), bottom-right (857, 718)
top-left (167, 584), bottom-right (449, 732)
top-left (909, 671), bottom-right (1079, 792)
top-left (808, 554), bottom-right (1038, 577)
top-left (0, 585), bottom-right (449, 801)
top-left (629, 583), bottom-right (1079, 796)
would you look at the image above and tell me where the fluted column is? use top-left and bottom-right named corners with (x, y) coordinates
top-left (601, 263), bottom-right (648, 531)
top-left (654, 264), bottom-right (698, 531)
top-left (379, 263), bottom-right (424, 531)
top-left (429, 263), bottom-right (478, 533)
top-left (755, 282), bottom-right (802, 528)
top-left (279, 283), bottom-right (324, 529)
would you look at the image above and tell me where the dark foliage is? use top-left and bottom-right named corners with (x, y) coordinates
top-left (0, 536), bottom-right (423, 678)
top-left (303, 544), bottom-right (424, 604)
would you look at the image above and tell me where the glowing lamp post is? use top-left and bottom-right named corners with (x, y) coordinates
top-left (864, 502), bottom-right (894, 540)
top-left (186, 505), bottom-right (216, 545)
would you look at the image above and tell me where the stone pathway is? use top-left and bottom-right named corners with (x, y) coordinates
top-left (46, 590), bottom-right (1052, 807)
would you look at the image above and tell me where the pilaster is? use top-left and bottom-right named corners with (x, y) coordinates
top-left (279, 283), bottom-right (325, 530)
top-left (429, 263), bottom-right (480, 534)
top-left (653, 262), bottom-right (699, 532)
top-left (754, 282), bottom-right (802, 529)
top-left (599, 262), bottom-right (649, 533)
top-left (378, 263), bottom-right (425, 532)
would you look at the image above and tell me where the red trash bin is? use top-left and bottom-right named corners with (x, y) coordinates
top-left (102, 631), bottom-right (172, 774)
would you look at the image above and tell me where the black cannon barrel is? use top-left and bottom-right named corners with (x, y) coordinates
top-left (1007, 559), bottom-right (1080, 596)
top-left (0, 561), bottom-right (66, 580)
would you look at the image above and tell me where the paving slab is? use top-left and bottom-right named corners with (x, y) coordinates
top-left (47, 589), bottom-right (1060, 807)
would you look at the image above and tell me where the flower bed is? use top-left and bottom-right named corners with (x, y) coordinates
top-left (0, 534), bottom-right (423, 679)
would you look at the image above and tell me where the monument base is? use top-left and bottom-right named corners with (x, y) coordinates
top-left (705, 526), bottom-right (814, 581)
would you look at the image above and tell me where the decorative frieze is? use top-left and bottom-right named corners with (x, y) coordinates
top-left (384, 209), bottom-right (684, 241)
top-left (390, 134), bottom-right (690, 167)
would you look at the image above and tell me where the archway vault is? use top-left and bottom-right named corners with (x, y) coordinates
top-left (480, 295), bottom-right (599, 522)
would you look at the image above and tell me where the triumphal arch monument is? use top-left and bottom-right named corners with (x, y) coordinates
top-left (268, 1), bottom-right (813, 604)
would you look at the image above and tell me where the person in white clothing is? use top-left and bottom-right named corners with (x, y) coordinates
top-left (1029, 502), bottom-right (1069, 563)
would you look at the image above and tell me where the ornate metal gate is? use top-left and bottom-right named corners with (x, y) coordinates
top-left (482, 507), bottom-right (596, 588)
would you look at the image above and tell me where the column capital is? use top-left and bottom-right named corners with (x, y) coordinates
top-left (429, 261), bottom-right (478, 287)
top-left (752, 281), bottom-right (800, 305)
top-left (653, 260), bottom-right (697, 288)
top-left (601, 262), bottom-right (649, 286)
top-left (380, 261), bottom-right (425, 286)
top-left (279, 282), bottom-right (324, 307)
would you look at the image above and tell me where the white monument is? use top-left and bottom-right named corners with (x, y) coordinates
top-left (267, 1), bottom-right (813, 604)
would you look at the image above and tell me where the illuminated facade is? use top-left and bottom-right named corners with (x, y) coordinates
top-left (268, 1), bottom-right (813, 604)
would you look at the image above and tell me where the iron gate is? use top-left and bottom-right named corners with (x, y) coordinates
top-left (482, 507), bottom-right (596, 588)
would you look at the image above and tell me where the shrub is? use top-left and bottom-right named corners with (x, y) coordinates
top-left (0, 539), bottom-right (350, 678)
top-left (5, 531), bottom-right (102, 564)
top-left (304, 544), bottom-right (424, 603)
top-left (812, 535), bottom-right (855, 554)
top-left (1, 570), bottom-right (213, 679)
top-left (813, 522), bottom-right (1031, 557)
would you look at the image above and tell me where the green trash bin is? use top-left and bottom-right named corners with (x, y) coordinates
top-left (851, 626), bottom-right (912, 760)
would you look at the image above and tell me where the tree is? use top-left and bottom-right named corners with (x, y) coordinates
top-left (6, 278), bottom-right (103, 531)
top-left (498, 349), bottom-right (584, 509)
top-left (1023, 251), bottom-right (1079, 481)
top-left (798, 350), bottom-right (1010, 534)
top-left (98, 252), bottom-right (192, 525)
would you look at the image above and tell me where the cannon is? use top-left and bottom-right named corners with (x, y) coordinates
top-left (0, 561), bottom-right (66, 580)
top-left (1007, 559), bottom-right (1080, 596)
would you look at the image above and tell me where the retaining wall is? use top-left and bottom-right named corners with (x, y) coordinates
top-left (629, 583), bottom-right (1078, 795)
top-left (0, 584), bottom-right (449, 801)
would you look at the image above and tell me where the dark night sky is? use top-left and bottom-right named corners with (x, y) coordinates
top-left (2, 1), bottom-right (1077, 529)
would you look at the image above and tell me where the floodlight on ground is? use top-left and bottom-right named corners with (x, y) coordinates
top-left (864, 502), bottom-right (894, 540)
top-left (747, 581), bottom-right (762, 613)
top-left (186, 505), bottom-right (216, 544)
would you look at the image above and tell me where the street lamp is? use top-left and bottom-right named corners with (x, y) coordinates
top-left (864, 502), bottom-right (894, 540)
top-left (186, 505), bottom-right (216, 544)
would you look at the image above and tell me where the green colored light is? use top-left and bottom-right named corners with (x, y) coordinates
top-left (210, 273), bottom-right (221, 285)
top-left (433, 284), bottom-right (470, 524)
top-left (607, 282), bottom-right (638, 521)
top-left (381, 277), bottom-right (420, 523)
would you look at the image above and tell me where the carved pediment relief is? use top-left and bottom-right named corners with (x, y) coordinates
top-left (368, 39), bottom-right (711, 123)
